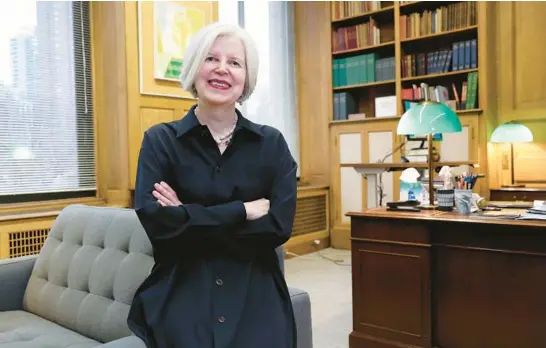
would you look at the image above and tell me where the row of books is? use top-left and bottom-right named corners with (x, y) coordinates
top-left (401, 39), bottom-right (476, 78)
top-left (401, 72), bottom-right (479, 111)
top-left (332, 54), bottom-right (395, 87)
top-left (400, 2), bottom-right (477, 40)
top-left (331, 1), bottom-right (383, 21)
top-left (332, 19), bottom-right (380, 52)
top-left (402, 83), bottom-right (449, 104)
top-left (333, 78), bottom-right (478, 122)
top-left (333, 93), bottom-right (397, 121)
top-left (452, 40), bottom-right (477, 71)
top-left (461, 71), bottom-right (478, 110)
top-left (333, 92), bottom-right (358, 121)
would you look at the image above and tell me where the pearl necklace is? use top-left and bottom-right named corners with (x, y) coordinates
top-left (195, 107), bottom-right (238, 147)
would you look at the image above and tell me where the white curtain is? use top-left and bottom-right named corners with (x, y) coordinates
top-left (217, 0), bottom-right (240, 25)
top-left (218, 1), bottom-right (300, 176)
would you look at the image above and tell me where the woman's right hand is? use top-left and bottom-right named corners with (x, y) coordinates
top-left (243, 198), bottom-right (270, 220)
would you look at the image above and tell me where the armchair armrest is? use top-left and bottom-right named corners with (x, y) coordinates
top-left (289, 287), bottom-right (313, 348)
top-left (0, 255), bottom-right (37, 311)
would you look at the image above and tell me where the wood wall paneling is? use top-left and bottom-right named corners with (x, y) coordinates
top-left (497, 2), bottom-right (546, 123)
top-left (513, 143), bottom-right (546, 186)
top-left (294, 2), bottom-right (331, 186)
top-left (91, 2), bottom-right (131, 207)
top-left (487, 1), bottom-right (546, 188)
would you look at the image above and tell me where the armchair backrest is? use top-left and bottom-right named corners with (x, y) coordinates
top-left (23, 204), bottom-right (154, 343)
top-left (22, 204), bottom-right (286, 343)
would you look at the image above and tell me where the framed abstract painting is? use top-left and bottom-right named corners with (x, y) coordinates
top-left (137, 1), bottom-right (217, 98)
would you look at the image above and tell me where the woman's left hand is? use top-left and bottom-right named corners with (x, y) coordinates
top-left (153, 181), bottom-right (182, 206)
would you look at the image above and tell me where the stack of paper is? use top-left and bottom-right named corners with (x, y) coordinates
top-left (516, 203), bottom-right (546, 220)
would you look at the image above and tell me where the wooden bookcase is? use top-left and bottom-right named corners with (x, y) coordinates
top-left (328, 1), bottom-right (485, 248)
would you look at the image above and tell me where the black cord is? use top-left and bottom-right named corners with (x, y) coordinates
top-left (312, 244), bottom-right (351, 266)
top-left (377, 141), bottom-right (407, 206)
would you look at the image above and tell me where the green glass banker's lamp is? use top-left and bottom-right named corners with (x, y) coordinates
top-left (490, 121), bottom-right (533, 187)
top-left (397, 99), bottom-right (462, 208)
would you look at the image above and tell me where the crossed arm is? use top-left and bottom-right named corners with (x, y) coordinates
top-left (133, 130), bottom-right (297, 252)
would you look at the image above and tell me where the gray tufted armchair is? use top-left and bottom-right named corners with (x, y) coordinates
top-left (0, 204), bottom-right (312, 348)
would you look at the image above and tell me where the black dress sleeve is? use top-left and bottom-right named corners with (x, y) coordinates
top-left (134, 130), bottom-right (247, 248)
top-left (230, 132), bottom-right (298, 250)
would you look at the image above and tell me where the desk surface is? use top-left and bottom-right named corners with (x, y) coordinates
top-left (348, 207), bottom-right (546, 228)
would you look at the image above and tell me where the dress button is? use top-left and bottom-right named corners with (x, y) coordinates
top-left (218, 316), bottom-right (226, 323)
top-left (216, 278), bottom-right (223, 286)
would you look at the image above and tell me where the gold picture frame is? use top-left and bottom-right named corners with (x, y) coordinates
top-left (137, 1), bottom-right (217, 99)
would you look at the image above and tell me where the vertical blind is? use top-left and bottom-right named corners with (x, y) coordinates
top-left (0, 1), bottom-right (95, 203)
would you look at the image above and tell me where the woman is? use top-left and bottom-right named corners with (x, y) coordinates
top-left (127, 22), bottom-right (298, 348)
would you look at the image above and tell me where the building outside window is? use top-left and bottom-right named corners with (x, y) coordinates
top-left (0, 1), bottom-right (94, 204)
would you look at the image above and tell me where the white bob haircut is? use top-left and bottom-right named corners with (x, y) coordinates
top-left (179, 22), bottom-right (259, 103)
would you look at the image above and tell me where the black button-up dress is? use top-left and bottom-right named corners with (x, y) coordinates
top-left (127, 105), bottom-right (298, 348)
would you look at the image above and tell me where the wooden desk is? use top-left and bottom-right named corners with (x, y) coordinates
top-left (348, 208), bottom-right (546, 348)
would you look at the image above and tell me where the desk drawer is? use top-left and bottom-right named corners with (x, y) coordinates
top-left (490, 189), bottom-right (546, 201)
top-left (351, 217), bottom-right (429, 244)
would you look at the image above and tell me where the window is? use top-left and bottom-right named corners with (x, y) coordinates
top-left (218, 1), bottom-right (301, 177)
top-left (0, 1), bottom-right (95, 204)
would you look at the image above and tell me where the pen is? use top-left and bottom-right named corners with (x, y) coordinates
top-left (469, 175), bottom-right (478, 190)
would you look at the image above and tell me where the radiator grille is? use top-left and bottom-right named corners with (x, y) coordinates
top-left (8, 228), bottom-right (50, 258)
top-left (292, 194), bottom-right (327, 236)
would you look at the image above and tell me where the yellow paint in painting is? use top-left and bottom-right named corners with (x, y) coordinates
top-left (153, 2), bottom-right (208, 81)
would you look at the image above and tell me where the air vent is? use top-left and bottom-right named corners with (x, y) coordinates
top-left (8, 228), bottom-right (50, 258)
top-left (292, 194), bottom-right (327, 236)
top-left (0, 217), bottom-right (55, 259)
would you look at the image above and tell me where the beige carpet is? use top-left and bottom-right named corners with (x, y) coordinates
top-left (285, 248), bottom-right (352, 348)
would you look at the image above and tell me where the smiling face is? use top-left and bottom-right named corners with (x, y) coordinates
top-left (194, 35), bottom-right (247, 107)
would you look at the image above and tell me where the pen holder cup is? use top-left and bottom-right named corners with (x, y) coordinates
top-left (454, 189), bottom-right (473, 215)
top-left (437, 189), bottom-right (455, 211)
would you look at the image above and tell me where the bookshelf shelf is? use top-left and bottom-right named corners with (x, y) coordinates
top-left (333, 79), bottom-right (395, 92)
top-left (331, 6), bottom-right (395, 25)
top-left (327, 110), bottom-right (480, 126)
top-left (400, 25), bottom-right (478, 43)
top-left (457, 108), bottom-right (482, 115)
top-left (401, 68), bottom-right (478, 83)
top-left (333, 41), bottom-right (395, 57)
top-left (399, 1), bottom-right (422, 9)
top-left (329, 115), bottom-right (401, 126)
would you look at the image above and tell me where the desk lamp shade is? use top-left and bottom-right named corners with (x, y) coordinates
top-left (396, 100), bottom-right (461, 209)
top-left (397, 101), bottom-right (462, 135)
top-left (490, 122), bottom-right (533, 143)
